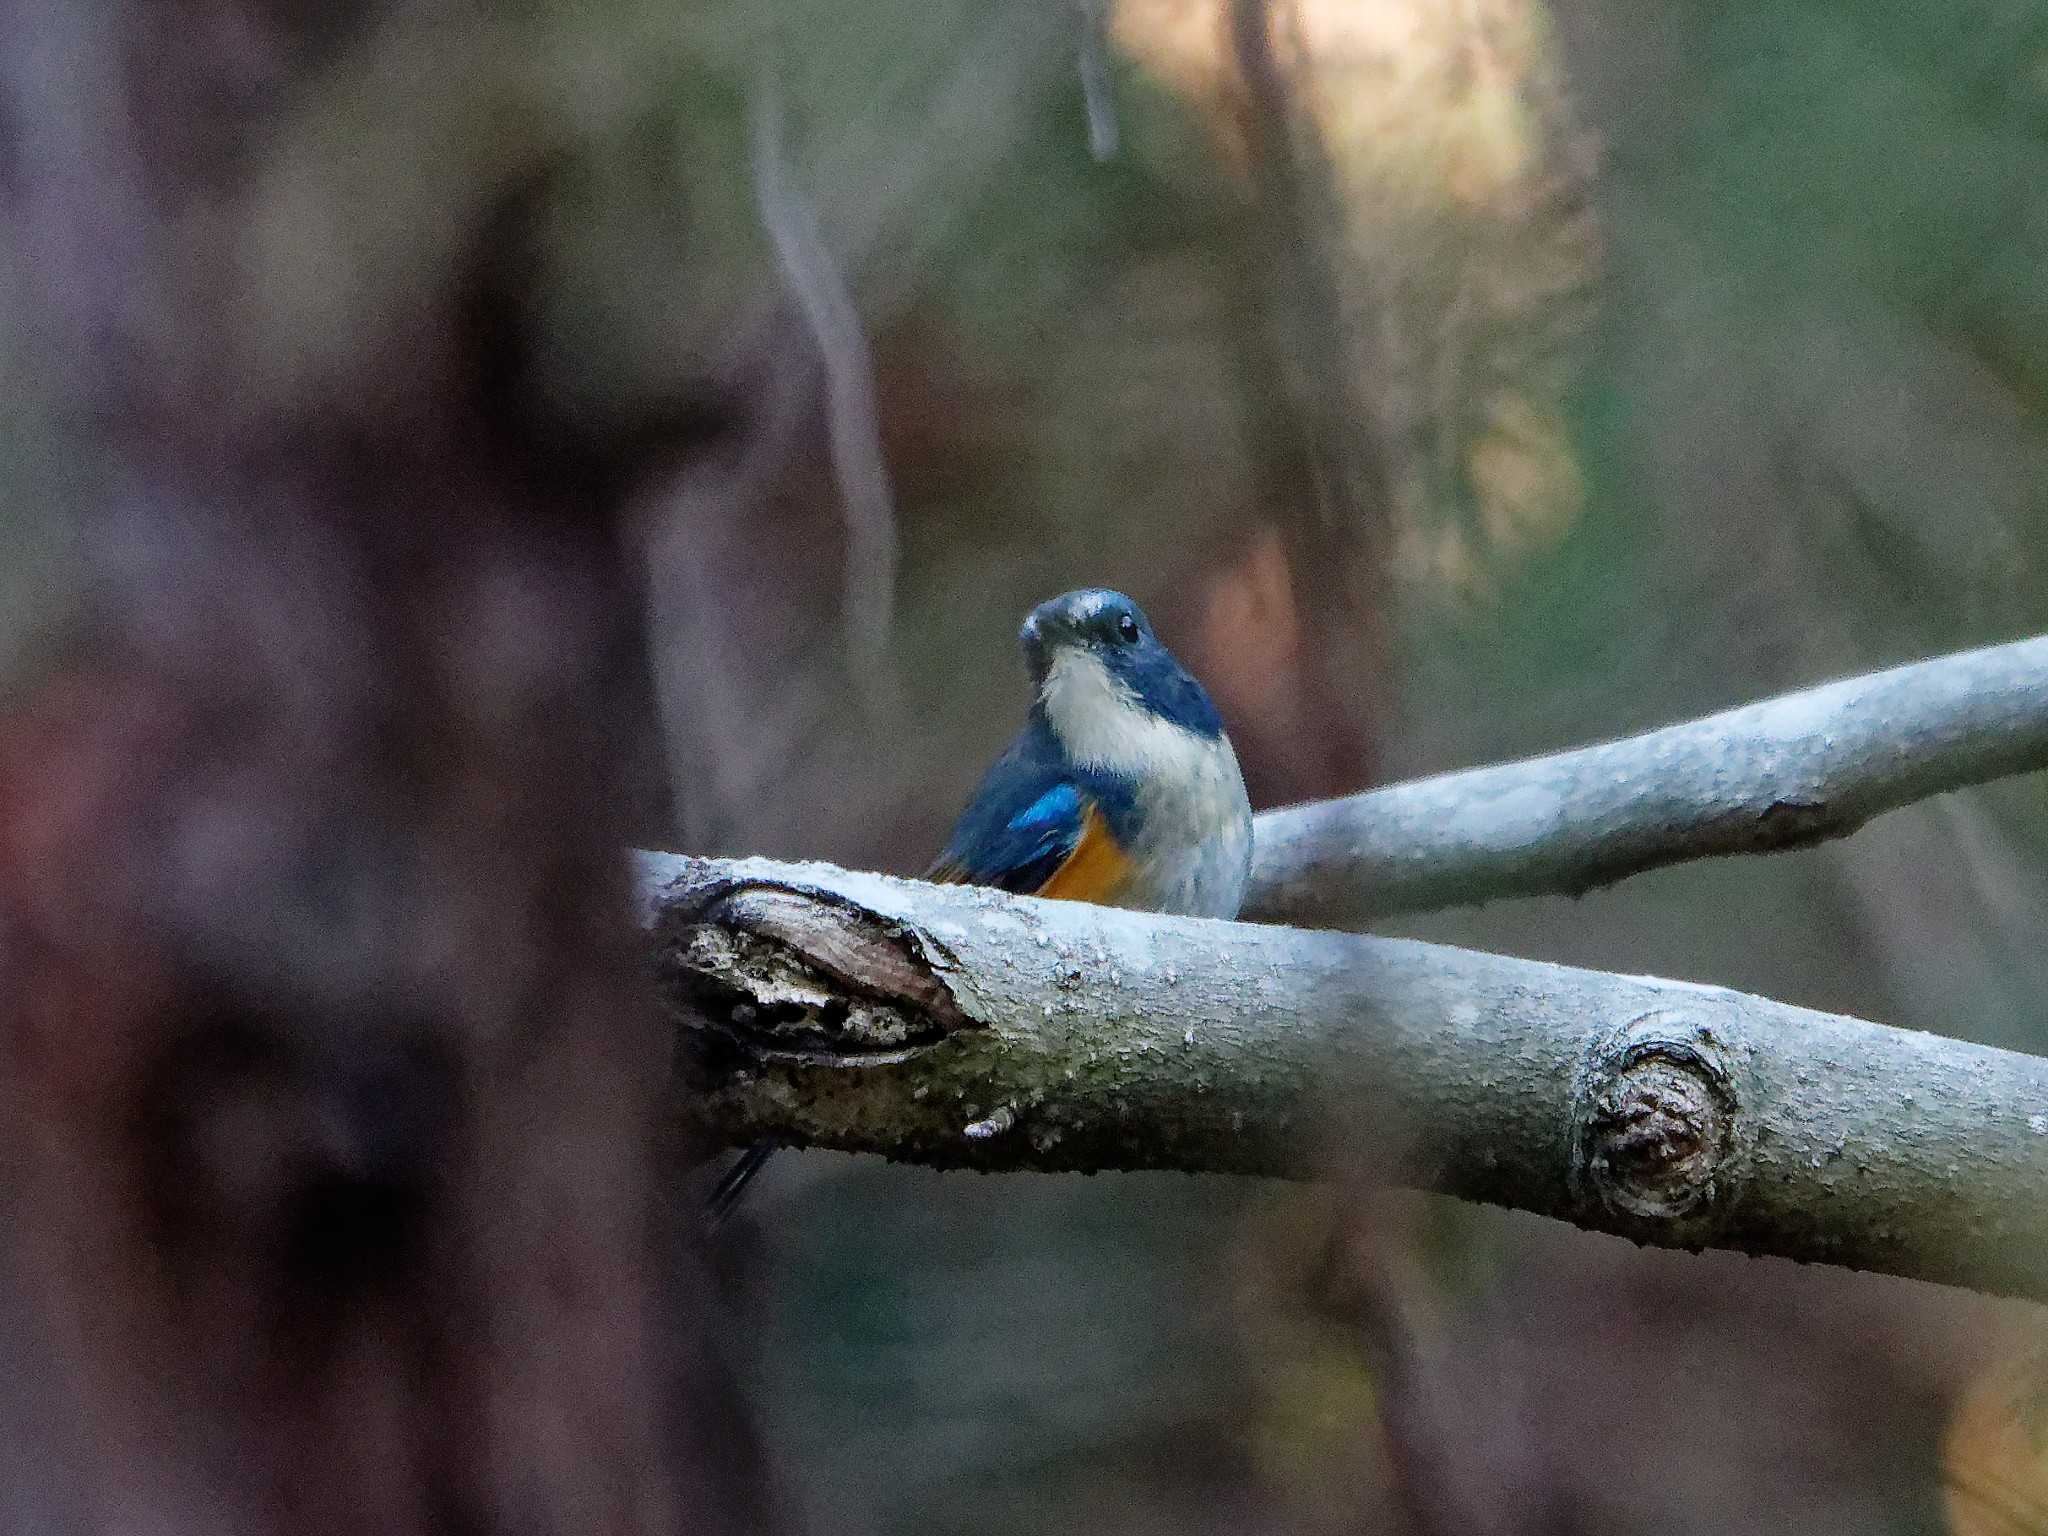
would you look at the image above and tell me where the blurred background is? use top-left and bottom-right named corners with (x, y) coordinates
top-left (5, 0), bottom-right (2048, 1531)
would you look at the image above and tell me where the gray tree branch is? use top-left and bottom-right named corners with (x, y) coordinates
top-left (1246, 633), bottom-right (2048, 928)
top-left (645, 852), bottom-right (2048, 1303)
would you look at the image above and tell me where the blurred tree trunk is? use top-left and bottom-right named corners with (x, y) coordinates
top-left (0, 3), bottom-right (761, 1532)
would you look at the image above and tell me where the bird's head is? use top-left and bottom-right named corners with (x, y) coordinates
top-left (1020, 589), bottom-right (1225, 769)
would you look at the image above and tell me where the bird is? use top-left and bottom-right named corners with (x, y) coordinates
top-left (706, 587), bottom-right (1253, 1224)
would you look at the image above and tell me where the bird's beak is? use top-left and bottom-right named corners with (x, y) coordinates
top-left (1019, 609), bottom-right (1051, 684)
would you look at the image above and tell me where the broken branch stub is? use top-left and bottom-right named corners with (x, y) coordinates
top-left (655, 862), bottom-right (976, 1074)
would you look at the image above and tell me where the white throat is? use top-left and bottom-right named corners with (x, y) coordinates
top-left (1041, 649), bottom-right (1204, 777)
top-left (1036, 646), bottom-right (1253, 920)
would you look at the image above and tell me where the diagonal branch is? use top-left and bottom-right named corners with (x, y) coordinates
top-left (1246, 633), bottom-right (2048, 929)
top-left (644, 852), bottom-right (2048, 1303)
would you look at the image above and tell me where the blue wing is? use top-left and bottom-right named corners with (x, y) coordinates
top-left (926, 717), bottom-right (1095, 893)
top-left (927, 717), bottom-right (1141, 897)
top-left (927, 767), bottom-right (1086, 895)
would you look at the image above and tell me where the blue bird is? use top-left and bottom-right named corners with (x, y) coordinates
top-left (707, 588), bottom-right (1253, 1222)
top-left (926, 587), bottom-right (1253, 915)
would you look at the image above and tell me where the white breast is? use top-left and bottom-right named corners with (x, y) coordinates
top-left (1041, 650), bottom-right (1254, 919)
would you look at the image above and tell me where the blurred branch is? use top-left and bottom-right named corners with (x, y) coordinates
top-left (1227, 0), bottom-right (1397, 545)
top-left (646, 852), bottom-right (2048, 1303)
top-left (1247, 633), bottom-right (2048, 928)
top-left (1073, 0), bottom-right (1118, 161)
top-left (748, 72), bottom-right (900, 714)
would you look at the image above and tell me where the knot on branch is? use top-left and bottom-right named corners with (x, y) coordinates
top-left (653, 867), bottom-right (974, 1068)
top-left (1570, 1010), bottom-right (1740, 1231)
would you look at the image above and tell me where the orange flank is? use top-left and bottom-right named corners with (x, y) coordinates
top-left (1034, 804), bottom-right (1134, 905)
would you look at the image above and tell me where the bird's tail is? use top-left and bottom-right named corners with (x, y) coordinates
top-left (705, 1140), bottom-right (778, 1229)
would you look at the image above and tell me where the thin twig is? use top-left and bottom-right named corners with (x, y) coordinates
top-left (1074, 0), bottom-right (1119, 161)
top-left (749, 71), bottom-right (901, 716)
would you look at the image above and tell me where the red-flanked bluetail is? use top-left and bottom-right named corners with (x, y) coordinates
top-left (706, 588), bottom-right (1252, 1225)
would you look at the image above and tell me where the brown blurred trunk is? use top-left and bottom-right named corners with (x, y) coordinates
top-left (0, 3), bottom-right (759, 1533)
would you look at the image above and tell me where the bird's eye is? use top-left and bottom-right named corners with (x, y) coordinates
top-left (1115, 613), bottom-right (1141, 644)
